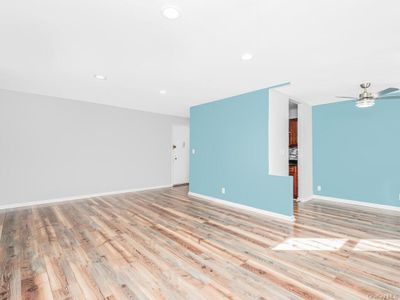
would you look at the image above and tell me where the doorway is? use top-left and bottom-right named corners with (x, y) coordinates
top-left (269, 89), bottom-right (313, 205)
top-left (288, 101), bottom-right (298, 200)
top-left (171, 125), bottom-right (190, 186)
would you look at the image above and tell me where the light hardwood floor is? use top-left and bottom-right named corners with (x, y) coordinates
top-left (0, 186), bottom-right (399, 299)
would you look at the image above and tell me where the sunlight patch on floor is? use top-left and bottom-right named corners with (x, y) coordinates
top-left (353, 239), bottom-right (400, 252)
top-left (272, 238), bottom-right (347, 251)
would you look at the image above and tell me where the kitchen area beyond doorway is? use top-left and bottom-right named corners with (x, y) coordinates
top-left (289, 101), bottom-right (298, 199)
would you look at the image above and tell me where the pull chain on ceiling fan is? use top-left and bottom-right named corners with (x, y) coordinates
top-left (336, 83), bottom-right (399, 108)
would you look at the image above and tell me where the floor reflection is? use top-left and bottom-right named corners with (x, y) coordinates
top-left (272, 238), bottom-right (347, 251)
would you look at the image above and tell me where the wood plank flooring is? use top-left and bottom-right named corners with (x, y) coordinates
top-left (0, 186), bottom-right (399, 299)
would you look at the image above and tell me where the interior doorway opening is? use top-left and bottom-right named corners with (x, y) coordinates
top-left (269, 88), bottom-right (313, 207)
top-left (288, 101), bottom-right (298, 200)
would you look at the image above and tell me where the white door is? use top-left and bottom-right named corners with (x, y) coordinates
top-left (172, 125), bottom-right (189, 185)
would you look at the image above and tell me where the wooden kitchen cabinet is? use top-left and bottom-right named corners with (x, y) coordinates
top-left (289, 165), bottom-right (298, 199)
top-left (289, 118), bottom-right (298, 147)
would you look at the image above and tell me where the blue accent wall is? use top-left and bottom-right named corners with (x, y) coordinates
top-left (313, 97), bottom-right (400, 207)
top-left (189, 89), bottom-right (293, 217)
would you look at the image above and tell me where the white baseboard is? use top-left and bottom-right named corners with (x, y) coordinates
top-left (313, 195), bottom-right (400, 212)
top-left (0, 185), bottom-right (172, 210)
top-left (297, 195), bottom-right (313, 203)
top-left (188, 192), bottom-right (294, 222)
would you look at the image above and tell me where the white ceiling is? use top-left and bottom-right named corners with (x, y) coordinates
top-left (1, 0), bottom-right (399, 117)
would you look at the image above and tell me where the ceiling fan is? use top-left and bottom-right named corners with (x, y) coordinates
top-left (336, 83), bottom-right (399, 108)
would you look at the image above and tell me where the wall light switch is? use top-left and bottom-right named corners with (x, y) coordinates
top-left (317, 185), bottom-right (322, 192)
top-left (192, 149), bottom-right (196, 155)
top-left (221, 187), bottom-right (226, 194)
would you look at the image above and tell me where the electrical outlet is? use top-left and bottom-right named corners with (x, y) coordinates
top-left (317, 185), bottom-right (322, 192)
top-left (221, 187), bottom-right (226, 194)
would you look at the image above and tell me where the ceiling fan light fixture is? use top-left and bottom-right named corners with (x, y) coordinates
top-left (356, 98), bottom-right (375, 108)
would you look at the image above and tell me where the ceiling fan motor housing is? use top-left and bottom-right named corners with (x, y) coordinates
top-left (359, 91), bottom-right (374, 100)
top-left (359, 82), bottom-right (374, 100)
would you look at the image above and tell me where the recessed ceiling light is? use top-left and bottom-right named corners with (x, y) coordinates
top-left (162, 6), bottom-right (181, 20)
top-left (241, 53), bottom-right (253, 61)
top-left (94, 74), bottom-right (107, 80)
top-left (160, 90), bottom-right (167, 94)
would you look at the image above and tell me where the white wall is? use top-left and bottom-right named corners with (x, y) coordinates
top-left (298, 102), bottom-right (313, 201)
top-left (268, 90), bottom-right (289, 176)
top-left (0, 89), bottom-right (188, 206)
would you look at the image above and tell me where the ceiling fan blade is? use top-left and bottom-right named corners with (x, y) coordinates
top-left (377, 95), bottom-right (400, 100)
top-left (376, 87), bottom-right (399, 97)
top-left (336, 96), bottom-right (357, 100)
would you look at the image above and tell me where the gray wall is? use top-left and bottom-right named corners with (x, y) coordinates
top-left (0, 89), bottom-right (188, 206)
